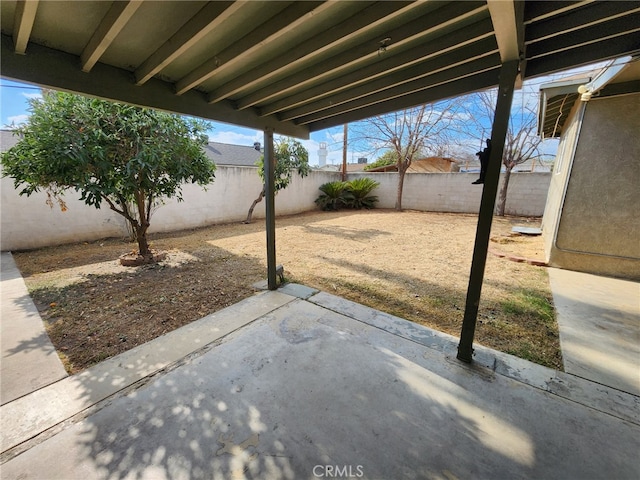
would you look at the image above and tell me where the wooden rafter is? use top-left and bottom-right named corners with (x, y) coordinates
top-left (81, 0), bottom-right (143, 73)
top-left (12, 0), bottom-right (39, 55)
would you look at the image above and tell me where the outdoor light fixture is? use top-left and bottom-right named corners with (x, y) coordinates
top-left (577, 84), bottom-right (592, 101)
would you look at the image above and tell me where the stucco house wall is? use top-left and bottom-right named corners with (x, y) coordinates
top-left (543, 93), bottom-right (640, 280)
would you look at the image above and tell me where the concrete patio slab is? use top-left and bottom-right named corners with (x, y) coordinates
top-left (548, 268), bottom-right (640, 396)
top-left (1, 252), bottom-right (67, 405)
top-left (2, 289), bottom-right (639, 479)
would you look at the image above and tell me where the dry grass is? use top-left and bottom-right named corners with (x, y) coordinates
top-left (13, 210), bottom-right (562, 373)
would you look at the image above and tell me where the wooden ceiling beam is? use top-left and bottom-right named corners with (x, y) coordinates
top-left (174, 1), bottom-right (327, 96)
top-left (525, 31), bottom-right (640, 78)
top-left (307, 67), bottom-right (500, 132)
top-left (134, 1), bottom-right (241, 86)
top-left (262, 18), bottom-right (495, 118)
top-left (228, 1), bottom-right (488, 109)
top-left (526, 2), bottom-right (640, 44)
top-left (1, 34), bottom-right (309, 138)
top-left (524, 0), bottom-right (593, 24)
top-left (81, 0), bottom-right (143, 73)
top-left (280, 39), bottom-right (498, 122)
top-left (296, 54), bottom-right (500, 125)
top-left (206, 0), bottom-right (414, 104)
top-left (12, 0), bottom-right (39, 54)
top-left (526, 15), bottom-right (640, 60)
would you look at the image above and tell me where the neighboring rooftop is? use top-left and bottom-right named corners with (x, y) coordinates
top-left (0, 129), bottom-right (19, 151)
top-left (203, 141), bottom-right (261, 167)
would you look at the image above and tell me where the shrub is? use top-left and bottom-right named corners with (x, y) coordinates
top-left (315, 181), bottom-right (348, 211)
top-left (343, 177), bottom-right (380, 209)
top-left (315, 178), bottom-right (379, 211)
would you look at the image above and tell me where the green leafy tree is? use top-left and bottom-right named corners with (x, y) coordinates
top-left (1, 91), bottom-right (216, 261)
top-left (363, 150), bottom-right (398, 171)
top-left (245, 137), bottom-right (310, 223)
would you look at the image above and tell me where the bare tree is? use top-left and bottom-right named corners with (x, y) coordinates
top-left (460, 89), bottom-right (546, 216)
top-left (351, 102), bottom-right (460, 210)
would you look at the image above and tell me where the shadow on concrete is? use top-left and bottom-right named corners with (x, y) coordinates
top-left (1, 252), bottom-right (68, 405)
top-left (5, 295), bottom-right (639, 478)
top-left (551, 290), bottom-right (639, 396)
top-left (2, 292), bottom-right (639, 478)
top-left (69, 350), bottom-right (520, 479)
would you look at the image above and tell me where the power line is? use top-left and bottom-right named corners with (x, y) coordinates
top-left (0, 84), bottom-right (41, 90)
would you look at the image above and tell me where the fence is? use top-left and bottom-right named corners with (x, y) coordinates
top-left (1, 167), bottom-right (550, 251)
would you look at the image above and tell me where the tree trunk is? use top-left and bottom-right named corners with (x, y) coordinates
top-left (496, 165), bottom-right (513, 216)
top-left (244, 188), bottom-right (265, 224)
top-left (135, 226), bottom-right (151, 256)
top-left (395, 165), bottom-right (408, 211)
top-left (134, 191), bottom-right (152, 256)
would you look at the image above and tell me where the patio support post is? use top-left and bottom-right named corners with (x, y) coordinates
top-left (264, 127), bottom-right (277, 290)
top-left (457, 59), bottom-right (520, 363)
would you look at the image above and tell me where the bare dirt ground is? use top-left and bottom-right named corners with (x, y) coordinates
top-left (13, 210), bottom-right (562, 374)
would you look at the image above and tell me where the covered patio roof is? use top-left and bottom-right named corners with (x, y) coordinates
top-left (2, 1), bottom-right (639, 138)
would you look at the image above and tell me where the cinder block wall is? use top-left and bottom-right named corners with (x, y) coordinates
top-left (347, 172), bottom-right (551, 216)
top-left (1, 168), bottom-right (549, 251)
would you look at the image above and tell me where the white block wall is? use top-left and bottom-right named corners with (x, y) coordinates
top-left (348, 172), bottom-right (551, 216)
top-left (1, 167), bottom-right (549, 251)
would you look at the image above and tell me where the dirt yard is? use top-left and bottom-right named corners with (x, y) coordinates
top-left (13, 210), bottom-right (562, 374)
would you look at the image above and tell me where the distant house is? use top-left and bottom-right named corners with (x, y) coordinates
top-left (365, 157), bottom-right (460, 173)
top-left (0, 129), bottom-right (261, 168)
top-left (538, 57), bottom-right (639, 280)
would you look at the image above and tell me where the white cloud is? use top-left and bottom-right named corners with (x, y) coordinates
top-left (21, 92), bottom-right (42, 100)
top-left (4, 114), bottom-right (29, 127)
top-left (207, 129), bottom-right (261, 145)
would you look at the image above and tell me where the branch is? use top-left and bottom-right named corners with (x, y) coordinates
top-left (103, 194), bottom-right (138, 225)
top-left (146, 192), bottom-right (153, 222)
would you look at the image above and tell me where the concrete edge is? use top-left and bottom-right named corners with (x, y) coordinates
top-left (307, 289), bottom-right (640, 426)
top-left (1, 252), bottom-right (68, 405)
top-left (0, 290), bottom-right (296, 455)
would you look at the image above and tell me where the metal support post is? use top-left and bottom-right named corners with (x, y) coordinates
top-left (457, 60), bottom-right (520, 363)
top-left (263, 127), bottom-right (277, 290)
